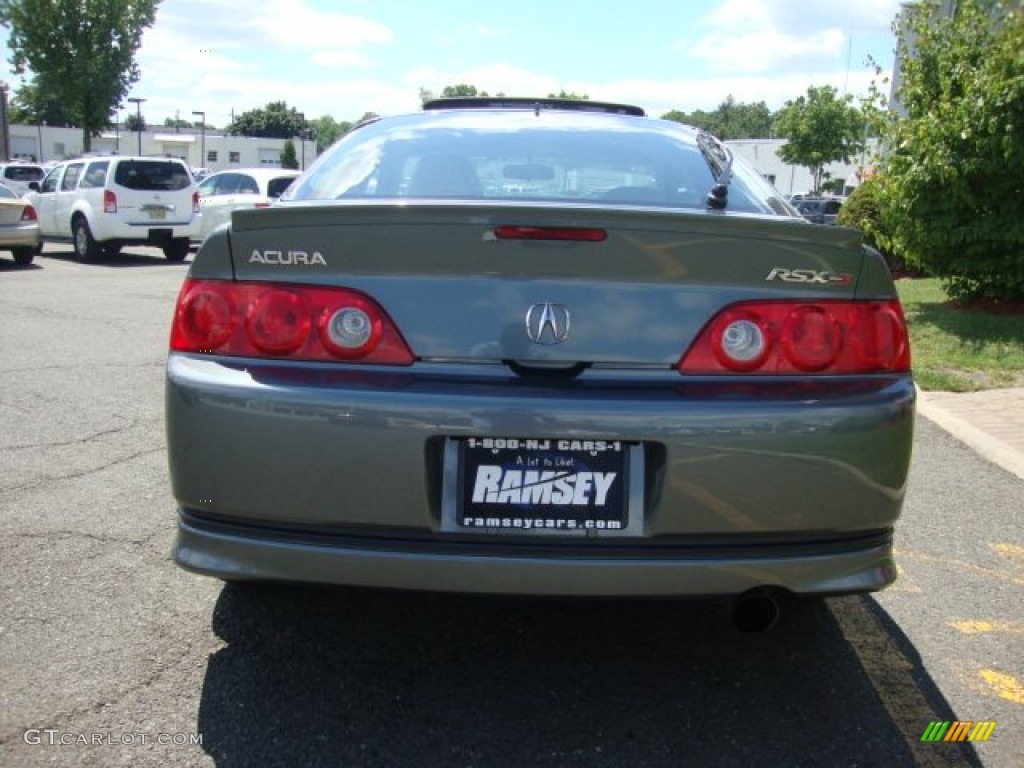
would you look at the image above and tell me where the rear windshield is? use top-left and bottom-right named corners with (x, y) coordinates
top-left (267, 176), bottom-right (296, 198)
top-left (113, 160), bottom-right (192, 191)
top-left (286, 111), bottom-right (793, 216)
top-left (3, 166), bottom-right (44, 182)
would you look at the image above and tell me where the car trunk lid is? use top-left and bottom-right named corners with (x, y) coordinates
top-left (225, 202), bottom-right (872, 367)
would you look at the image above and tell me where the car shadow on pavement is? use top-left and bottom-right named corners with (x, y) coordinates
top-left (0, 259), bottom-right (43, 271)
top-left (196, 585), bottom-right (983, 768)
top-left (38, 247), bottom-right (192, 267)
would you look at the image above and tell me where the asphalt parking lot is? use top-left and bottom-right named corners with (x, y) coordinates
top-left (1, 245), bottom-right (1022, 767)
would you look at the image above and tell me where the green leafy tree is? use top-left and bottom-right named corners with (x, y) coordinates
top-left (228, 100), bottom-right (308, 138)
top-left (661, 97), bottom-right (774, 139)
top-left (877, 0), bottom-right (1024, 302)
top-left (311, 115), bottom-right (352, 153)
top-left (0, 0), bottom-right (159, 151)
top-left (125, 112), bottom-right (146, 132)
top-left (442, 84), bottom-right (489, 97)
top-left (280, 139), bottom-right (298, 169)
top-left (7, 80), bottom-right (73, 125)
top-left (774, 85), bottom-right (865, 193)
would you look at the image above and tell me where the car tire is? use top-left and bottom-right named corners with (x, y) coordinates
top-left (72, 218), bottom-right (101, 261)
top-left (12, 246), bottom-right (36, 265)
top-left (163, 238), bottom-right (190, 262)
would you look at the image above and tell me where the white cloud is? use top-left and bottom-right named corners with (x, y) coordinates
top-left (681, 0), bottom-right (902, 74)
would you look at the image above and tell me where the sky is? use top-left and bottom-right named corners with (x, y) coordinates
top-left (1, 0), bottom-right (905, 130)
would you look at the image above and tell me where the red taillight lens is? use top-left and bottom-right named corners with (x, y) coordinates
top-left (173, 283), bottom-right (235, 351)
top-left (170, 279), bottom-right (413, 365)
top-left (678, 300), bottom-right (910, 375)
top-left (254, 201), bottom-right (271, 208)
top-left (245, 289), bottom-right (310, 354)
top-left (192, 191), bottom-right (200, 214)
top-left (103, 190), bottom-right (117, 213)
top-left (21, 204), bottom-right (37, 221)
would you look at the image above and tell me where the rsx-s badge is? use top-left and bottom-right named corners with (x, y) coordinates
top-left (250, 249), bottom-right (327, 266)
top-left (525, 302), bottom-right (571, 344)
top-left (765, 268), bottom-right (853, 285)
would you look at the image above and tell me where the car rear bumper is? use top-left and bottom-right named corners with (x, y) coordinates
top-left (91, 218), bottom-right (199, 242)
top-left (174, 510), bottom-right (897, 596)
top-left (0, 224), bottom-right (41, 248)
top-left (167, 355), bottom-right (915, 596)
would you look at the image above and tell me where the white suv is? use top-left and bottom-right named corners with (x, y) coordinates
top-left (28, 156), bottom-right (200, 261)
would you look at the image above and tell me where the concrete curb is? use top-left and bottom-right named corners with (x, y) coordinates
top-left (915, 386), bottom-right (1024, 481)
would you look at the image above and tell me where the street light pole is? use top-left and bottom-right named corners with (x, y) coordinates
top-left (296, 112), bottom-right (305, 170)
top-left (191, 110), bottom-right (206, 169)
top-left (127, 97), bottom-right (146, 154)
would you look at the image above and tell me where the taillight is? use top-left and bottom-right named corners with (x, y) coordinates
top-left (103, 190), bottom-right (117, 213)
top-left (192, 191), bottom-right (200, 214)
top-left (493, 225), bottom-right (607, 242)
top-left (21, 204), bottom-right (37, 221)
top-left (677, 300), bottom-right (910, 375)
top-left (170, 279), bottom-right (414, 365)
top-left (254, 201), bottom-right (271, 208)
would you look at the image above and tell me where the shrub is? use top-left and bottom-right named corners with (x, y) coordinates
top-left (880, 0), bottom-right (1024, 302)
top-left (836, 179), bottom-right (907, 274)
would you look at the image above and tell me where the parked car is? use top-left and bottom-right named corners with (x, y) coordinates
top-left (0, 161), bottom-right (47, 197)
top-left (27, 156), bottom-right (199, 261)
top-left (0, 182), bottom-right (41, 265)
top-left (795, 197), bottom-right (844, 225)
top-left (167, 98), bottom-right (913, 627)
top-left (195, 168), bottom-right (300, 241)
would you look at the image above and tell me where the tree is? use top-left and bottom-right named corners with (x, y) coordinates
top-left (164, 117), bottom-right (193, 130)
top-left (661, 97), bottom-right (774, 140)
top-left (877, 0), bottom-right (1024, 302)
top-left (7, 80), bottom-right (73, 126)
top-left (125, 112), bottom-right (146, 132)
top-left (773, 85), bottom-right (865, 193)
top-left (441, 84), bottom-right (489, 98)
top-left (280, 139), bottom-right (298, 170)
top-left (311, 115), bottom-right (352, 153)
top-left (227, 101), bottom-right (308, 138)
top-left (0, 0), bottom-right (159, 151)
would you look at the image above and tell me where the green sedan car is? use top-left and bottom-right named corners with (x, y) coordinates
top-left (166, 98), bottom-right (913, 629)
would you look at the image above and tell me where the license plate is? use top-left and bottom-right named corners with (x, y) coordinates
top-left (148, 208), bottom-right (166, 220)
top-left (441, 437), bottom-right (643, 536)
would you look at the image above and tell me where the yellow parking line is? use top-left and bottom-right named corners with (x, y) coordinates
top-left (978, 669), bottom-right (1024, 705)
top-left (893, 549), bottom-right (1024, 586)
top-left (948, 619), bottom-right (1024, 635)
top-left (989, 542), bottom-right (1024, 565)
top-left (890, 563), bottom-right (921, 592)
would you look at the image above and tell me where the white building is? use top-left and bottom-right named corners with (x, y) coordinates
top-left (725, 139), bottom-right (878, 198)
top-left (6, 122), bottom-right (318, 171)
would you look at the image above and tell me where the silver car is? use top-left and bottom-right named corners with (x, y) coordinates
top-left (0, 182), bottom-right (42, 265)
top-left (167, 98), bottom-right (914, 627)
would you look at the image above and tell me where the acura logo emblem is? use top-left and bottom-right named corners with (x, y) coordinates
top-left (525, 302), bottom-right (571, 344)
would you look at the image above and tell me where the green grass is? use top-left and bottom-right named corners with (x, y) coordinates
top-left (895, 278), bottom-right (1024, 392)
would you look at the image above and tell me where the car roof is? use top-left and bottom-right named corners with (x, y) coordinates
top-left (203, 168), bottom-right (301, 179)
